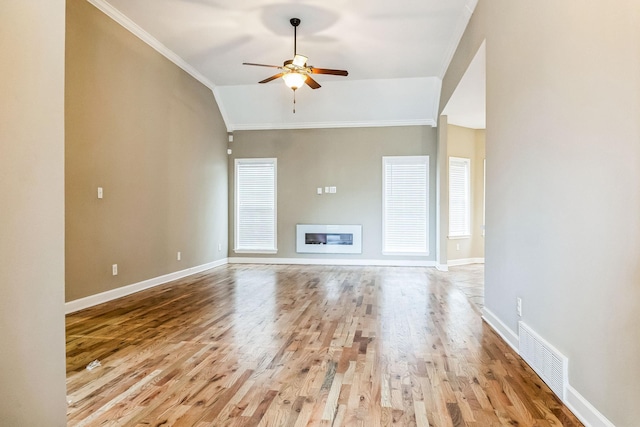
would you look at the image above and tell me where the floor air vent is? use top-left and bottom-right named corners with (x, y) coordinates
top-left (518, 321), bottom-right (568, 400)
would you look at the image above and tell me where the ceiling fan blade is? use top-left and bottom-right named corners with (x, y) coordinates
top-left (310, 67), bottom-right (349, 76)
top-left (259, 73), bottom-right (284, 84)
top-left (305, 76), bottom-right (321, 89)
top-left (243, 62), bottom-right (282, 69)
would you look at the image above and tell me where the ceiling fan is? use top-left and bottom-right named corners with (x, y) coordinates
top-left (243, 18), bottom-right (349, 111)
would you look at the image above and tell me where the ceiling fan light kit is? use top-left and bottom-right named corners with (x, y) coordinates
top-left (282, 72), bottom-right (307, 90)
top-left (243, 17), bottom-right (349, 112)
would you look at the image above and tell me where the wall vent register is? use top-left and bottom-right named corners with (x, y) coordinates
top-left (296, 224), bottom-right (362, 254)
top-left (518, 321), bottom-right (568, 400)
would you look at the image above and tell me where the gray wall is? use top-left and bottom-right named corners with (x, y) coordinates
top-left (443, 1), bottom-right (640, 425)
top-left (229, 127), bottom-right (437, 261)
top-left (0, 0), bottom-right (67, 424)
top-left (65, 0), bottom-right (229, 301)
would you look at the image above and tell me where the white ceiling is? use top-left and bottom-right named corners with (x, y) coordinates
top-left (90, 0), bottom-right (479, 131)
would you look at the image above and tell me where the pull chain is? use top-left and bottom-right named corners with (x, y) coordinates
top-left (293, 90), bottom-right (296, 113)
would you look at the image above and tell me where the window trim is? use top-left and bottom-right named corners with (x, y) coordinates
top-left (448, 156), bottom-right (471, 239)
top-left (382, 155), bottom-right (430, 256)
top-left (483, 158), bottom-right (486, 237)
top-left (234, 158), bottom-right (278, 254)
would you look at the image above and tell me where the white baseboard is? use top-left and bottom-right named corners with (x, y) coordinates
top-left (436, 263), bottom-right (449, 271)
top-left (481, 307), bottom-right (519, 353)
top-left (65, 258), bottom-right (228, 314)
top-left (228, 257), bottom-right (436, 267)
top-left (448, 257), bottom-right (485, 267)
top-left (565, 385), bottom-right (616, 427)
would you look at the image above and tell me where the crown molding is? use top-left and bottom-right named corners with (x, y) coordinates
top-left (438, 0), bottom-right (478, 79)
top-left (229, 118), bottom-right (437, 132)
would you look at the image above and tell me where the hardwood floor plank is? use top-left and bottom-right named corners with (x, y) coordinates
top-left (66, 264), bottom-right (583, 426)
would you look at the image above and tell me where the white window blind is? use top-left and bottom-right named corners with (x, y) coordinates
top-left (382, 156), bottom-right (429, 255)
top-left (449, 157), bottom-right (471, 237)
top-left (235, 158), bottom-right (277, 253)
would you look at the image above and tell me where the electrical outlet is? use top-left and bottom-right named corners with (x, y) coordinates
top-left (456, 243), bottom-right (460, 251)
top-left (317, 187), bottom-right (322, 195)
top-left (218, 243), bottom-right (222, 251)
top-left (97, 187), bottom-right (103, 199)
top-left (517, 297), bottom-right (522, 317)
top-left (112, 264), bottom-right (118, 276)
top-left (177, 251), bottom-right (181, 261)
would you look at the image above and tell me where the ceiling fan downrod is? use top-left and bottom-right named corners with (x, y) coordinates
top-left (290, 18), bottom-right (300, 56)
top-left (291, 18), bottom-right (301, 113)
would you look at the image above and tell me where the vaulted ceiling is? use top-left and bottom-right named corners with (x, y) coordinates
top-left (89, 0), bottom-right (479, 131)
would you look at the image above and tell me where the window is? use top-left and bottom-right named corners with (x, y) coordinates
top-left (235, 158), bottom-right (277, 253)
top-left (382, 156), bottom-right (429, 255)
top-left (449, 157), bottom-right (471, 237)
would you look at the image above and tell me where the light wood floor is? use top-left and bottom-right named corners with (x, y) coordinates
top-left (447, 265), bottom-right (484, 311)
top-left (66, 264), bottom-right (582, 426)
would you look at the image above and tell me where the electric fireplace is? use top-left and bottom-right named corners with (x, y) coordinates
top-left (296, 224), bottom-right (362, 254)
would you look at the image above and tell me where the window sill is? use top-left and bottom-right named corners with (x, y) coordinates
top-left (448, 235), bottom-right (471, 240)
top-left (234, 249), bottom-right (278, 254)
top-left (382, 251), bottom-right (430, 257)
